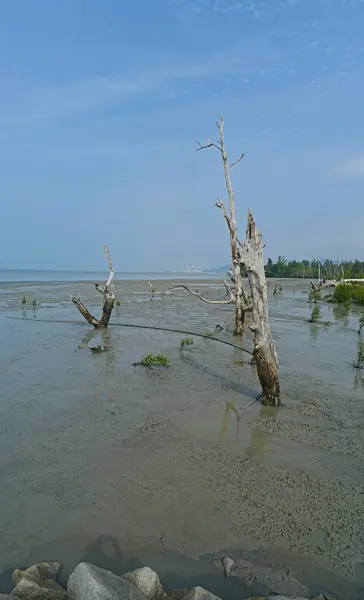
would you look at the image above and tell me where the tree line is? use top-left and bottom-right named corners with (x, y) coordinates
top-left (264, 257), bottom-right (364, 279)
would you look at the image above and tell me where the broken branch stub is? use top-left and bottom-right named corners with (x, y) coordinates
top-left (72, 245), bottom-right (116, 328)
top-left (239, 211), bottom-right (280, 405)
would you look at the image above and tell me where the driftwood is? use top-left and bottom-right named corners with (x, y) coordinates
top-left (72, 245), bottom-right (116, 328)
top-left (197, 116), bottom-right (249, 336)
top-left (239, 211), bottom-right (280, 406)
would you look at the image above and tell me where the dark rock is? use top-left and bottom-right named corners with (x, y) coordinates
top-left (182, 587), bottom-right (222, 600)
top-left (123, 567), bottom-right (165, 599)
top-left (11, 562), bottom-right (68, 599)
top-left (67, 563), bottom-right (148, 600)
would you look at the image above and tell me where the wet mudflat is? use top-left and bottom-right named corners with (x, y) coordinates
top-left (0, 278), bottom-right (363, 599)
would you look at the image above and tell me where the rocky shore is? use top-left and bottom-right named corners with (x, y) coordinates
top-left (0, 560), bottom-right (336, 600)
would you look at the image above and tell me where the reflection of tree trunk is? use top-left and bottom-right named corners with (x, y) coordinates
top-left (72, 246), bottom-right (116, 328)
top-left (246, 405), bottom-right (278, 459)
top-left (219, 401), bottom-right (240, 441)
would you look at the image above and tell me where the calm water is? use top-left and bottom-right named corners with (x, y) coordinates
top-left (0, 269), bottom-right (222, 283)
top-left (0, 277), bottom-right (364, 598)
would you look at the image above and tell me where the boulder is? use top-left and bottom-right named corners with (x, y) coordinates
top-left (11, 562), bottom-right (68, 599)
top-left (122, 567), bottom-right (165, 600)
top-left (181, 587), bottom-right (222, 600)
top-left (67, 563), bottom-right (148, 600)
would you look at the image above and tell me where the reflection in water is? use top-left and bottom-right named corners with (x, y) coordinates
top-left (246, 405), bottom-right (278, 460)
top-left (74, 329), bottom-right (116, 375)
top-left (309, 323), bottom-right (319, 341)
top-left (354, 367), bottom-right (364, 390)
top-left (219, 401), bottom-right (240, 441)
top-left (332, 304), bottom-right (350, 326)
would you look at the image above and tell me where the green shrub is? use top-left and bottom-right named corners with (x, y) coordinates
top-left (332, 283), bottom-right (364, 305)
top-left (180, 337), bottom-right (194, 351)
top-left (32, 299), bottom-right (37, 308)
top-left (310, 304), bottom-right (321, 323)
top-left (308, 288), bottom-right (322, 303)
top-left (115, 299), bottom-right (121, 307)
top-left (140, 353), bottom-right (170, 368)
top-left (21, 296), bottom-right (26, 305)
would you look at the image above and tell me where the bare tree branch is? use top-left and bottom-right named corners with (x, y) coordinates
top-left (215, 199), bottom-right (233, 235)
top-left (196, 140), bottom-right (222, 152)
top-left (169, 284), bottom-right (235, 305)
top-left (169, 284), bottom-right (252, 311)
top-left (229, 152), bottom-right (245, 169)
top-left (95, 283), bottom-right (104, 295)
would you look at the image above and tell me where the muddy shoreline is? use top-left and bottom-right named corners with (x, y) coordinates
top-left (0, 278), bottom-right (363, 599)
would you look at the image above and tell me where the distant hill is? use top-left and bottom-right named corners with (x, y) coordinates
top-left (204, 264), bottom-right (231, 273)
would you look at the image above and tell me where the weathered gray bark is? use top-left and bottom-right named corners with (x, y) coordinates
top-left (72, 245), bottom-right (116, 328)
top-left (239, 211), bottom-right (280, 406)
top-left (197, 116), bottom-right (249, 336)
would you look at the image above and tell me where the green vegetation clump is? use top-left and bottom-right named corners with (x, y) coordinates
top-left (354, 341), bottom-right (364, 369)
top-left (180, 337), bottom-right (194, 351)
top-left (203, 331), bottom-right (214, 338)
top-left (32, 299), bottom-right (37, 308)
top-left (309, 304), bottom-right (321, 323)
top-left (332, 283), bottom-right (364, 305)
top-left (21, 296), bottom-right (26, 305)
top-left (140, 353), bottom-right (170, 368)
top-left (308, 288), bottom-right (322, 303)
top-left (115, 299), bottom-right (121, 307)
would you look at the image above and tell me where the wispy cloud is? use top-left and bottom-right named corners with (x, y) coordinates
top-left (2, 43), bottom-right (280, 127)
top-left (332, 155), bottom-right (364, 180)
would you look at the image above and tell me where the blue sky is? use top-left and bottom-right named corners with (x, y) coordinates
top-left (0, 0), bottom-right (363, 271)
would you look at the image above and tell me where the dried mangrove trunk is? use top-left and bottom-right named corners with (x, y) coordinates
top-left (197, 116), bottom-right (249, 336)
top-left (239, 211), bottom-right (280, 406)
top-left (72, 245), bottom-right (116, 328)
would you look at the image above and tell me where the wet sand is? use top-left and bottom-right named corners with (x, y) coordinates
top-left (0, 278), bottom-right (364, 598)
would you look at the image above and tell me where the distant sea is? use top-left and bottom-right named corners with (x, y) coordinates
top-left (0, 269), bottom-right (223, 283)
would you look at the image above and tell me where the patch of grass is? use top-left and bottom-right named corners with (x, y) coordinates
top-left (180, 337), bottom-right (194, 351)
top-left (203, 331), bottom-right (214, 338)
top-left (354, 340), bottom-right (364, 370)
top-left (32, 299), bottom-right (37, 308)
top-left (309, 304), bottom-right (321, 323)
top-left (21, 296), bottom-right (26, 305)
top-left (140, 353), bottom-right (170, 368)
top-left (115, 299), bottom-right (121, 307)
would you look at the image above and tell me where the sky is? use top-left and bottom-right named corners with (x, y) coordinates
top-left (0, 0), bottom-right (363, 271)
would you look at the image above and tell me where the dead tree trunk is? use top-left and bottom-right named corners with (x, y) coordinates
top-left (72, 245), bottom-right (116, 328)
top-left (197, 116), bottom-right (248, 336)
top-left (239, 211), bottom-right (280, 406)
